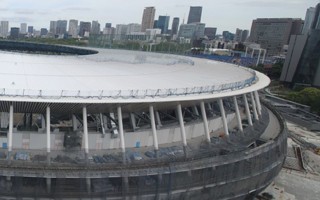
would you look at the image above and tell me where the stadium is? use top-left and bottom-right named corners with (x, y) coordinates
top-left (0, 41), bottom-right (286, 199)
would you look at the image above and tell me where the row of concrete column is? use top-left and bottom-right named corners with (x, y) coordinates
top-left (6, 91), bottom-right (262, 159)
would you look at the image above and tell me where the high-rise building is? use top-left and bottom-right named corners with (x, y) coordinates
top-left (141, 7), bottom-right (156, 32)
top-left (0, 21), bottom-right (9, 38)
top-left (68, 19), bottom-right (78, 38)
top-left (153, 20), bottom-right (158, 28)
top-left (241, 30), bottom-right (249, 42)
top-left (28, 26), bottom-right (34, 34)
top-left (126, 23), bottom-right (141, 34)
top-left (49, 21), bottom-right (57, 35)
top-left (249, 18), bottom-right (304, 56)
top-left (178, 23), bottom-right (205, 40)
top-left (79, 22), bottom-right (91, 37)
top-left (302, 7), bottom-right (316, 34)
top-left (187, 6), bottom-right (202, 24)
top-left (105, 23), bottom-right (112, 28)
top-left (204, 27), bottom-right (217, 40)
top-left (91, 21), bottom-right (101, 35)
top-left (281, 3), bottom-right (320, 87)
top-left (10, 27), bottom-right (20, 39)
top-left (171, 17), bottom-right (180, 36)
top-left (40, 28), bottom-right (48, 36)
top-left (56, 20), bottom-right (67, 35)
top-left (234, 29), bottom-right (249, 43)
top-left (115, 24), bottom-right (128, 40)
top-left (157, 16), bottom-right (170, 34)
top-left (20, 23), bottom-right (27, 34)
top-left (222, 31), bottom-right (235, 41)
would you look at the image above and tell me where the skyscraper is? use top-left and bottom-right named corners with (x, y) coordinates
top-left (126, 23), bottom-right (142, 34)
top-left (56, 20), bottom-right (68, 35)
top-left (105, 23), bottom-right (112, 28)
top-left (79, 22), bottom-right (91, 37)
top-left (68, 19), bottom-right (78, 38)
top-left (0, 21), bottom-right (9, 38)
top-left (28, 26), bottom-right (34, 34)
top-left (91, 21), bottom-right (101, 35)
top-left (10, 27), bottom-right (20, 39)
top-left (249, 18), bottom-right (304, 56)
top-left (49, 21), bottom-right (57, 35)
top-left (115, 24), bottom-right (128, 40)
top-left (187, 6), bottom-right (202, 24)
top-left (157, 16), bottom-right (170, 34)
top-left (204, 27), bottom-right (217, 40)
top-left (171, 17), bottom-right (180, 36)
top-left (141, 7), bottom-right (156, 32)
top-left (20, 23), bottom-right (27, 34)
top-left (302, 7), bottom-right (316, 34)
top-left (281, 3), bottom-right (320, 87)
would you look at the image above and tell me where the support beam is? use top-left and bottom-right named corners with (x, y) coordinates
top-left (130, 113), bottom-right (137, 131)
top-left (117, 105), bottom-right (126, 153)
top-left (245, 47), bottom-right (248, 57)
top-left (243, 94), bottom-right (253, 126)
top-left (41, 114), bottom-right (46, 130)
top-left (72, 114), bottom-right (77, 131)
top-left (46, 178), bottom-right (51, 193)
top-left (192, 106), bottom-right (199, 116)
top-left (200, 101), bottom-right (211, 143)
top-left (8, 105), bottom-right (13, 155)
top-left (256, 49), bottom-right (261, 66)
top-left (177, 104), bottom-right (187, 147)
top-left (46, 107), bottom-right (51, 153)
top-left (218, 99), bottom-right (229, 137)
top-left (149, 105), bottom-right (159, 150)
top-left (82, 107), bottom-right (89, 155)
top-left (155, 111), bottom-right (162, 128)
top-left (233, 96), bottom-right (243, 132)
top-left (254, 91), bottom-right (262, 116)
top-left (250, 92), bottom-right (259, 121)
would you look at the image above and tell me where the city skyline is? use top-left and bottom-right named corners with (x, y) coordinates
top-left (0, 0), bottom-right (319, 33)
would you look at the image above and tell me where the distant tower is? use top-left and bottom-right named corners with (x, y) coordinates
top-left (141, 7), bottom-right (156, 32)
top-left (302, 7), bottom-right (316, 34)
top-left (91, 21), bottom-right (101, 35)
top-left (187, 6), bottom-right (202, 24)
top-left (157, 16), bottom-right (170, 34)
top-left (171, 17), bottom-right (180, 36)
top-left (49, 21), bottom-right (57, 34)
top-left (68, 20), bottom-right (78, 38)
top-left (0, 21), bottom-right (9, 37)
top-left (20, 23), bottom-right (27, 34)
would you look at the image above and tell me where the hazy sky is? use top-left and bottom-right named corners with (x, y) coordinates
top-left (0, 0), bottom-right (319, 33)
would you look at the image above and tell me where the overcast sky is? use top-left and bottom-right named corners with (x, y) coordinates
top-left (0, 0), bottom-right (319, 33)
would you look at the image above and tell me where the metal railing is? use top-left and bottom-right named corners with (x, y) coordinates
top-left (0, 70), bottom-right (257, 100)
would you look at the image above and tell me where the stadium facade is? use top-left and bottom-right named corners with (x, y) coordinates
top-left (0, 41), bottom-right (286, 199)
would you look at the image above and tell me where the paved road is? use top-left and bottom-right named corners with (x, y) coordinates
top-left (273, 170), bottom-right (320, 200)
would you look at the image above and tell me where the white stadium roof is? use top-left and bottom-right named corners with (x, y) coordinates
top-left (0, 48), bottom-right (270, 103)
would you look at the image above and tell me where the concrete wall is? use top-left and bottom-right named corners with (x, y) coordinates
top-left (1, 113), bottom-right (235, 150)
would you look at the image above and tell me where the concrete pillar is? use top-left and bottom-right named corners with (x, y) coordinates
top-left (8, 105), bottom-right (13, 157)
top-left (72, 114), bottom-right (77, 131)
top-left (130, 113), bottom-right (137, 131)
top-left (262, 50), bottom-right (267, 64)
top-left (46, 178), bottom-right (51, 193)
top-left (46, 107), bottom-right (51, 153)
top-left (149, 105), bottom-right (159, 150)
top-left (86, 178), bottom-right (91, 194)
top-left (256, 49), bottom-right (261, 66)
top-left (254, 91), bottom-right (262, 116)
top-left (155, 111), bottom-right (162, 128)
top-left (200, 101), bottom-right (211, 143)
top-left (192, 106), bottom-right (199, 116)
top-left (218, 99), bottom-right (229, 137)
top-left (233, 96), bottom-right (243, 132)
top-left (83, 107), bottom-right (89, 156)
top-left (243, 94), bottom-right (253, 126)
top-left (177, 104), bottom-right (187, 147)
top-left (250, 92), bottom-right (259, 121)
top-left (41, 114), bottom-right (46, 129)
top-left (245, 46), bottom-right (248, 57)
top-left (251, 48), bottom-right (255, 58)
top-left (117, 105), bottom-right (126, 153)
